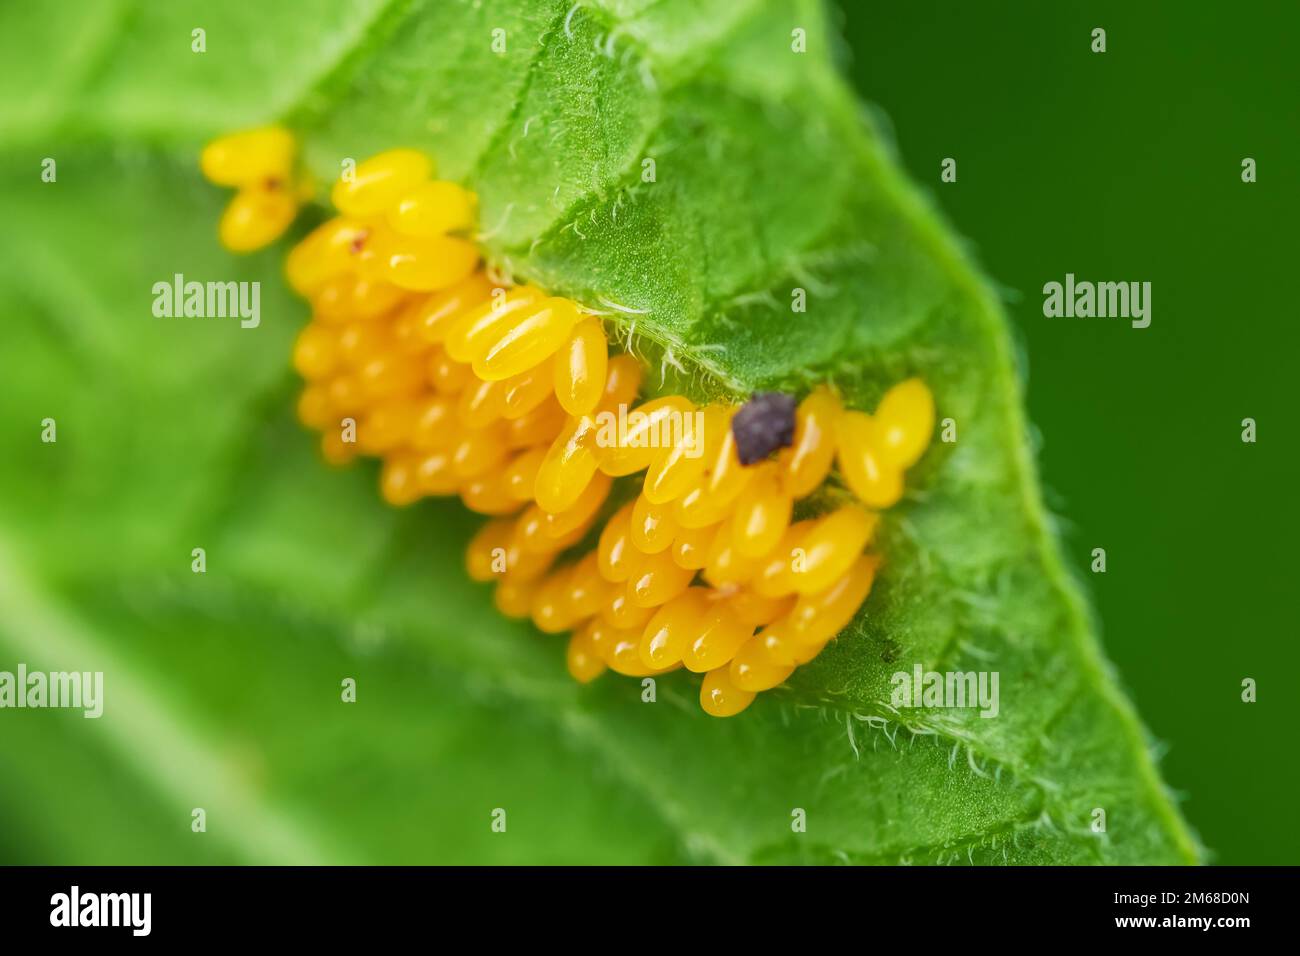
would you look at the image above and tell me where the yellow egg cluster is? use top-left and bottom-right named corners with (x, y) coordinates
top-left (200, 127), bottom-right (305, 252)
top-left (203, 129), bottom-right (936, 717)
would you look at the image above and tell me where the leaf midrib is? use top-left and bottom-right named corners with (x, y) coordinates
top-left (0, 536), bottom-right (343, 865)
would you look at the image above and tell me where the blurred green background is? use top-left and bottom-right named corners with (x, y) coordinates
top-left (838, 0), bottom-right (1298, 863)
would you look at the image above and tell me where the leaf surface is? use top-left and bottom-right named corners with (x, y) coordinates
top-left (0, 0), bottom-right (1197, 863)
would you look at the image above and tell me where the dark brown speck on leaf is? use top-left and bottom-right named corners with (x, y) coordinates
top-left (732, 392), bottom-right (797, 465)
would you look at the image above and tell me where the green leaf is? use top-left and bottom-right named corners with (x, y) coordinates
top-left (0, 0), bottom-right (1198, 863)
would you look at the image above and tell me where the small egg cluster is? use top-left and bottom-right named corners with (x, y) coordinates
top-left (200, 127), bottom-right (306, 252)
top-left (203, 130), bottom-right (936, 717)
